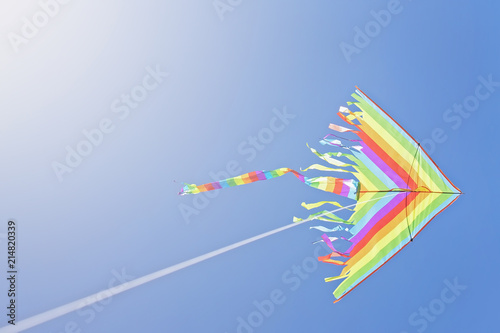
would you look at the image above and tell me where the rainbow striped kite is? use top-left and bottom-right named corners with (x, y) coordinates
top-left (179, 87), bottom-right (461, 302)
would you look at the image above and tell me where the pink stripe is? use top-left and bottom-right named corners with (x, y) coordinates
top-left (340, 183), bottom-right (350, 197)
top-left (255, 171), bottom-right (267, 181)
top-left (360, 142), bottom-right (408, 188)
top-left (321, 234), bottom-right (345, 254)
top-left (211, 182), bottom-right (222, 189)
top-left (346, 193), bottom-right (406, 253)
top-left (291, 170), bottom-right (305, 182)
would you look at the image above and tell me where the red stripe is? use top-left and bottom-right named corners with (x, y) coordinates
top-left (248, 171), bottom-right (259, 182)
top-left (333, 178), bottom-right (343, 194)
top-left (359, 131), bottom-right (418, 189)
top-left (348, 193), bottom-right (417, 258)
top-left (199, 184), bottom-right (212, 192)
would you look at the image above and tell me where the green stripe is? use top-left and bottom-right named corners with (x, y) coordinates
top-left (345, 155), bottom-right (389, 191)
top-left (348, 192), bottom-right (387, 224)
top-left (351, 93), bottom-right (417, 155)
top-left (416, 152), bottom-right (454, 192)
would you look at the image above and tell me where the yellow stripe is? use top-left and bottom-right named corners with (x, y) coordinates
top-left (301, 201), bottom-right (350, 210)
top-left (348, 191), bottom-right (380, 223)
top-left (234, 177), bottom-right (245, 185)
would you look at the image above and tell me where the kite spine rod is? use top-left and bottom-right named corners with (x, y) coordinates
top-left (359, 191), bottom-right (462, 194)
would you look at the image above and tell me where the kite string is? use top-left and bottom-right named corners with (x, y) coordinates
top-left (4, 193), bottom-right (402, 332)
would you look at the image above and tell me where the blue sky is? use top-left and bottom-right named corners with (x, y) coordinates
top-left (0, 1), bottom-right (499, 332)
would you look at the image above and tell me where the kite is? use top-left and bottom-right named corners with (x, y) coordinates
top-left (179, 87), bottom-right (462, 302)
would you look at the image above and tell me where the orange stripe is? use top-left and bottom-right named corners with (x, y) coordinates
top-left (333, 178), bottom-right (342, 194)
top-left (197, 185), bottom-right (208, 192)
top-left (348, 193), bottom-right (416, 259)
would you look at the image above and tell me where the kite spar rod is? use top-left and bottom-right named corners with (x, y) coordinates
top-left (0, 193), bottom-right (399, 332)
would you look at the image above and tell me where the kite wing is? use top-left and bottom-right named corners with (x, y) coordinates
top-left (321, 88), bottom-right (461, 301)
top-left (179, 87), bottom-right (461, 302)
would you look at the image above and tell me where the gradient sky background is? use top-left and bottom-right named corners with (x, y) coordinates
top-left (0, 1), bottom-right (499, 332)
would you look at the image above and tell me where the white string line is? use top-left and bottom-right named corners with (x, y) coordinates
top-left (0, 193), bottom-right (400, 332)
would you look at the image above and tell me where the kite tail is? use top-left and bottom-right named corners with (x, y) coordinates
top-left (179, 167), bottom-right (358, 200)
